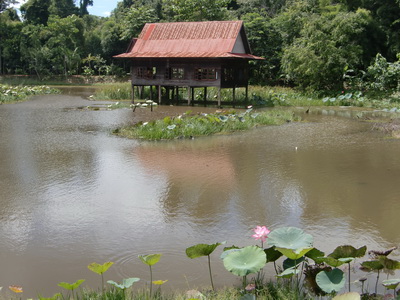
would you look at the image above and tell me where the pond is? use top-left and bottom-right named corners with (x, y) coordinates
top-left (0, 89), bottom-right (400, 297)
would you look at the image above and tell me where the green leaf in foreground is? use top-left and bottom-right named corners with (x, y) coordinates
top-left (58, 279), bottom-right (85, 291)
top-left (222, 245), bottom-right (267, 276)
top-left (267, 227), bottom-right (313, 250)
top-left (139, 254), bottom-right (162, 266)
top-left (186, 242), bottom-right (224, 258)
top-left (316, 268), bottom-right (346, 294)
top-left (107, 278), bottom-right (140, 290)
top-left (329, 245), bottom-right (366, 259)
top-left (88, 262), bottom-right (114, 275)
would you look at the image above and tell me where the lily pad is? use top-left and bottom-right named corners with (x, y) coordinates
top-left (222, 245), bottom-right (267, 276)
top-left (316, 268), bottom-right (346, 294)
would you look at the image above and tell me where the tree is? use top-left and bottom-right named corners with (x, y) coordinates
top-left (49, 0), bottom-right (79, 18)
top-left (20, 0), bottom-right (51, 25)
top-left (242, 12), bottom-right (283, 84)
top-left (0, 0), bottom-right (17, 13)
top-left (79, 0), bottom-right (94, 16)
top-left (281, 8), bottom-right (374, 90)
top-left (162, 0), bottom-right (231, 21)
top-left (120, 5), bottom-right (159, 41)
top-left (0, 10), bottom-right (22, 74)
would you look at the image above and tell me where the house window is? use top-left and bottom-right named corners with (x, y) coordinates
top-left (194, 68), bottom-right (217, 80)
top-left (136, 67), bottom-right (156, 79)
top-left (165, 67), bottom-right (185, 80)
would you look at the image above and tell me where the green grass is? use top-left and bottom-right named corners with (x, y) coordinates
top-left (114, 108), bottom-right (299, 140)
top-left (0, 84), bottom-right (60, 104)
top-left (24, 281), bottom-right (314, 300)
top-left (0, 75), bottom-right (129, 86)
top-left (94, 83), bottom-right (133, 100)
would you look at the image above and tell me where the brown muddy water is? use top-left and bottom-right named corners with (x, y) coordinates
top-left (1, 88), bottom-right (400, 297)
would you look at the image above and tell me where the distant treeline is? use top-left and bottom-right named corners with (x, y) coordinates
top-left (1, 0), bottom-right (400, 90)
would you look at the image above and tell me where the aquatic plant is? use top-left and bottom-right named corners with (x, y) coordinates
top-left (315, 268), bottom-right (346, 294)
top-left (138, 254), bottom-right (161, 296)
top-left (382, 278), bottom-right (400, 298)
top-left (88, 262), bottom-right (114, 293)
top-left (58, 279), bottom-right (85, 299)
top-left (107, 278), bottom-right (140, 299)
top-left (186, 242), bottom-right (225, 290)
top-left (322, 245), bottom-right (367, 292)
top-left (222, 245), bottom-right (267, 289)
top-left (0, 84), bottom-right (60, 104)
top-left (115, 109), bottom-right (299, 140)
top-left (252, 225), bottom-right (270, 248)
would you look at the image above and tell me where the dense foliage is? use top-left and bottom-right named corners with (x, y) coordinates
top-left (1, 0), bottom-right (400, 91)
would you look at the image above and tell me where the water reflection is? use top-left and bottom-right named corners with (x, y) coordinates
top-left (0, 93), bottom-right (400, 297)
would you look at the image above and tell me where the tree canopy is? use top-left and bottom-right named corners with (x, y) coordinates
top-left (0, 0), bottom-right (399, 90)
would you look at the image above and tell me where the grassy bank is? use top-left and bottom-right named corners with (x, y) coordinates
top-left (0, 75), bottom-right (129, 86)
top-left (26, 282), bottom-right (312, 300)
top-left (114, 108), bottom-right (299, 140)
top-left (94, 82), bottom-right (400, 112)
top-left (0, 84), bottom-right (60, 104)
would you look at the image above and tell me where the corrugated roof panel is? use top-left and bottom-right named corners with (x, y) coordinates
top-left (115, 20), bottom-right (263, 60)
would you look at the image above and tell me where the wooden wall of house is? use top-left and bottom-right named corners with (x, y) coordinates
top-left (130, 58), bottom-right (249, 88)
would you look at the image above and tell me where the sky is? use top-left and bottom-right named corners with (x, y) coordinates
top-left (12, 0), bottom-right (121, 17)
top-left (87, 0), bottom-right (120, 17)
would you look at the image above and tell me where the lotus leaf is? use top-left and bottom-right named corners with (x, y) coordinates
top-left (223, 245), bottom-right (266, 276)
top-left (329, 245), bottom-right (366, 259)
top-left (88, 262), bottom-right (114, 275)
top-left (276, 266), bottom-right (300, 278)
top-left (264, 247), bottom-right (283, 263)
top-left (276, 246), bottom-right (314, 260)
top-left (267, 227), bottom-right (313, 250)
top-left (283, 257), bottom-right (305, 270)
top-left (319, 257), bottom-right (347, 268)
top-left (306, 248), bottom-right (325, 263)
top-left (360, 260), bottom-right (384, 271)
top-left (316, 268), bottom-right (346, 294)
top-left (382, 278), bottom-right (400, 289)
top-left (332, 292), bottom-right (361, 300)
top-left (241, 294), bottom-right (256, 300)
top-left (58, 279), bottom-right (85, 290)
top-left (139, 254), bottom-right (162, 266)
top-left (152, 280), bottom-right (168, 285)
top-left (38, 293), bottom-right (62, 300)
top-left (220, 248), bottom-right (241, 259)
top-left (186, 242), bottom-right (225, 259)
top-left (107, 278), bottom-right (140, 290)
top-left (378, 256), bottom-right (400, 270)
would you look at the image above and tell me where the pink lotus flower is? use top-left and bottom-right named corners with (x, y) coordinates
top-left (252, 226), bottom-right (270, 242)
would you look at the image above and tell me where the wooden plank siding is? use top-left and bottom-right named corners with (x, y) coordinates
top-left (130, 59), bottom-right (249, 88)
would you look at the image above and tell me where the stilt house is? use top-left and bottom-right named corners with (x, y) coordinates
top-left (115, 20), bottom-right (263, 106)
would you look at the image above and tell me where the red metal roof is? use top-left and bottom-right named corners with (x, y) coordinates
top-left (115, 21), bottom-right (263, 60)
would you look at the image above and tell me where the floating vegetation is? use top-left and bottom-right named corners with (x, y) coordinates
top-left (0, 84), bottom-right (60, 104)
top-left (114, 108), bottom-right (299, 140)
